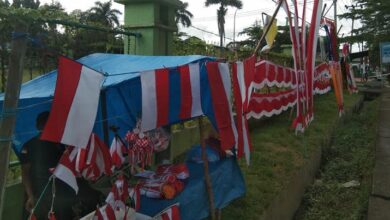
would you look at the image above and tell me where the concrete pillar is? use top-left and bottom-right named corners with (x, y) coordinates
top-left (115, 0), bottom-right (180, 55)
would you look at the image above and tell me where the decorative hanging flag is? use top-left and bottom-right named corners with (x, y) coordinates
top-left (105, 175), bottom-right (130, 211)
top-left (305, 0), bottom-right (323, 122)
top-left (41, 56), bottom-right (104, 148)
top-left (154, 203), bottom-right (180, 220)
top-left (110, 136), bottom-right (127, 169)
top-left (94, 204), bottom-right (116, 220)
top-left (81, 134), bottom-right (113, 181)
top-left (262, 15), bottom-right (278, 52)
top-left (206, 62), bottom-right (238, 151)
top-left (232, 56), bottom-right (255, 165)
top-left (178, 63), bottom-right (203, 119)
top-left (129, 185), bottom-right (141, 211)
top-left (53, 146), bottom-right (79, 193)
top-left (140, 63), bottom-right (203, 132)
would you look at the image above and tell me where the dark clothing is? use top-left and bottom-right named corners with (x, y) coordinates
top-left (20, 135), bottom-right (64, 195)
top-left (21, 135), bottom-right (76, 220)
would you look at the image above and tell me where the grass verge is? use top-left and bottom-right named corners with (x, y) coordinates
top-left (222, 92), bottom-right (362, 220)
top-left (295, 98), bottom-right (379, 220)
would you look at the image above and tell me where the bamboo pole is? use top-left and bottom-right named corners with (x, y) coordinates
top-left (0, 24), bottom-right (29, 218)
top-left (252, 0), bottom-right (284, 56)
top-left (198, 117), bottom-right (216, 220)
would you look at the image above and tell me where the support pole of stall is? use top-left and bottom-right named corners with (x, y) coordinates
top-left (0, 24), bottom-right (29, 218)
top-left (252, 0), bottom-right (283, 56)
top-left (198, 117), bottom-right (216, 220)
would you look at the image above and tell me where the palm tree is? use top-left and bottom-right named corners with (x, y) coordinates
top-left (205, 0), bottom-right (243, 49)
top-left (88, 1), bottom-right (122, 27)
top-left (175, 1), bottom-right (193, 28)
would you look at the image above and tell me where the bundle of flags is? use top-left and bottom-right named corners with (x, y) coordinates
top-left (93, 176), bottom-right (141, 220)
top-left (321, 18), bottom-right (345, 115)
top-left (281, 0), bottom-right (323, 132)
top-left (53, 133), bottom-right (113, 193)
top-left (138, 164), bottom-right (189, 199)
top-left (341, 43), bottom-right (358, 93)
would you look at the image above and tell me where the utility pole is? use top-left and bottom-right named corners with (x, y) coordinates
top-left (333, 0), bottom-right (337, 31)
top-left (0, 23), bottom-right (29, 218)
top-left (233, 8), bottom-right (239, 59)
top-left (345, 4), bottom-right (357, 53)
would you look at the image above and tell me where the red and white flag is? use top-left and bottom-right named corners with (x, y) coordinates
top-left (177, 63), bottom-right (203, 119)
top-left (206, 62), bottom-right (238, 151)
top-left (41, 57), bottom-right (104, 148)
top-left (140, 63), bottom-right (203, 132)
top-left (140, 68), bottom-right (170, 132)
top-left (94, 204), bottom-right (116, 220)
top-left (154, 203), bottom-right (180, 220)
top-left (81, 134), bottom-right (113, 181)
top-left (53, 146), bottom-right (79, 193)
top-left (232, 56), bottom-right (255, 165)
top-left (109, 137), bottom-right (126, 169)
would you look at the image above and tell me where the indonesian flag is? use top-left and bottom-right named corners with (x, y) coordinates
top-left (53, 146), bottom-right (79, 193)
top-left (41, 57), bottom-right (104, 148)
top-left (140, 63), bottom-right (202, 132)
top-left (109, 137), bottom-right (126, 169)
top-left (206, 62), bottom-right (238, 151)
top-left (232, 56), bottom-right (255, 165)
top-left (94, 204), bottom-right (116, 220)
top-left (129, 185), bottom-right (141, 211)
top-left (81, 134), bottom-right (113, 181)
top-left (154, 203), bottom-right (180, 220)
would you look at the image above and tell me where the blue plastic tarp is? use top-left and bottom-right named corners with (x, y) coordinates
top-left (0, 53), bottom-right (215, 153)
top-left (138, 157), bottom-right (246, 220)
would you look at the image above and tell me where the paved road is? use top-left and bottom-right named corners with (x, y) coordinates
top-left (368, 81), bottom-right (390, 220)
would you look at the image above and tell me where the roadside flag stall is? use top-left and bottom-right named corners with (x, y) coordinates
top-left (0, 53), bottom-right (245, 220)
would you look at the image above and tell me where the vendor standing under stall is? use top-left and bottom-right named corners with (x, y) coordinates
top-left (20, 111), bottom-right (75, 220)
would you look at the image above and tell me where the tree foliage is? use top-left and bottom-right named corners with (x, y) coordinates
top-left (339, 0), bottom-right (390, 66)
top-left (175, 1), bottom-right (193, 28)
top-left (204, 0), bottom-right (243, 49)
top-left (0, 0), bottom-right (125, 88)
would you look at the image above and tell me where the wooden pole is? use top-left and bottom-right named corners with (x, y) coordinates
top-left (0, 24), bottom-right (29, 218)
top-left (198, 117), bottom-right (216, 220)
top-left (252, 0), bottom-right (284, 56)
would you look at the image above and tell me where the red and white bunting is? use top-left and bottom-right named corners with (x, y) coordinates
top-left (247, 89), bottom-right (297, 119)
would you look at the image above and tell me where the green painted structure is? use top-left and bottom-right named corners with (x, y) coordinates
top-left (115, 0), bottom-right (181, 55)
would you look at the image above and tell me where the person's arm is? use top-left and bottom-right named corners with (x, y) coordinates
top-left (21, 163), bottom-right (35, 212)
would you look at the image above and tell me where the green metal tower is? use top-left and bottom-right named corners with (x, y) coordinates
top-left (115, 0), bottom-right (181, 55)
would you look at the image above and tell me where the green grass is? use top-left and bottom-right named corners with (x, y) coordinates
top-left (296, 98), bottom-right (379, 220)
top-left (222, 92), bottom-right (362, 220)
top-left (5, 69), bottom-right (43, 185)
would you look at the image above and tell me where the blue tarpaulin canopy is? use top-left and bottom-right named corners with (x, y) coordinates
top-left (0, 53), bottom-right (246, 219)
top-left (0, 53), bottom-right (216, 153)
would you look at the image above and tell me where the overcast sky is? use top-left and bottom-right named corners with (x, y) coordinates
top-left (35, 0), bottom-right (361, 49)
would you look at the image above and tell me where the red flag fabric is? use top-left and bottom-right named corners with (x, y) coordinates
top-left (109, 137), bottom-right (126, 169)
top-left (53, 146), bottom-right (79, 193)
top-left (232, 56), bottom-right (255, 165)
top-left (154, 203), bottom-right (180, 220)
top-left (206, 62), bottom-right (238, 151)
top-left (41, 57), bottom-right (104, 148)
